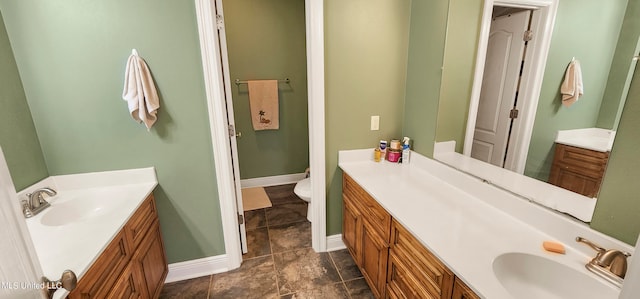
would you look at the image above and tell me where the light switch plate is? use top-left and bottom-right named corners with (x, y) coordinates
top-left (371, 116), bottom-right (380, 131)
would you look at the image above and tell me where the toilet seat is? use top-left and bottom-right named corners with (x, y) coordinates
top-left (294, 178), bottom-right (311, 201)
top-left (294, 178), bottom-right (312, 222)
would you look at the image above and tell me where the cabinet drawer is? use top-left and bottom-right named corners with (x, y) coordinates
top-left (452, 277), bottom-right (480, 299)
top-left (69, 230), bottom-right (132, 298)
top-left (390, 220), bottom-right (453, 299)
top-left (126, 194), bottom-right (157, 250)
top-left (387, 250), bottom-right (433, 299)
top-left (343, 174), bottom-right (391, 240)
top-left (553, 144), bottom-right (609, 174)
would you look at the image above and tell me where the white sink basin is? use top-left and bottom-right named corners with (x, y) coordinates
top-left (40, 191), bottom-right (125, 226)
top-left (493, 252), bottom-right (618, 299)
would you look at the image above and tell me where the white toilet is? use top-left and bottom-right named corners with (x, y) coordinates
top-left (294, 177), bottom-right (312, 222)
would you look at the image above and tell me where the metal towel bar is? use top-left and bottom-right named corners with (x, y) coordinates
top-left (234, 78), bottom-right (290, 85)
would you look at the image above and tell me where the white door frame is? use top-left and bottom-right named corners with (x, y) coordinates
top-left (211, 0), bottom-right (248, 254)
top-left (194, 0), bottom-right (326, 270)
top-left (463, 0), bottom-right (558, 174)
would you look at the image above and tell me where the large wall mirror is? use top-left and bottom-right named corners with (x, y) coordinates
top-left (435, 0), bottom-right (640, 221)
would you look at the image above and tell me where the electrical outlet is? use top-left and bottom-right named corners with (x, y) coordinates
top-left (371, 116), bottom-right (380, 131)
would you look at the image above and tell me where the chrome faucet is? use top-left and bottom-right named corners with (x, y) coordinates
top-left (576, 236), bottom-right (631, 287)
top-left (22, 187), bottom-right (57, 218)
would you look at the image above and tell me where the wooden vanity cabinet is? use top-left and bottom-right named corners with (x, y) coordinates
top-left (69, 193), bottom-right (168, 299)
top-left (549, 143), bottom-right (609, 198)
top-left (342, 174), bottom-right (480, 299)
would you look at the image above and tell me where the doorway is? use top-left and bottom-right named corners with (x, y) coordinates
top-left (194, 0), bottom-right (326, 271)
top-left (218, 0), bottom-right (311, 257)
top-left (464, 0), bottom-right (559, 174)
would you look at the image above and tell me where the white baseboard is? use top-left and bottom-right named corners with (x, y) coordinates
top-left (326, 234), bottom-right (346, 251)
top-left (240, 173), bottom-right (306, 188)
top-left (165, 254), bottom-right (229, 283)
top-left (166, 235), bottom-right (344, 283)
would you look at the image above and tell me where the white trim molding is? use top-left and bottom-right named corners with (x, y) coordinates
top-left (165, 255), bottom-right (229, 283)
top-left (326, 234), bottom-right (346, 252)
top-left (194, 0), bottom-right (243, 271)
top-left (463, 0), bottom-right (558, 174)
top-left (240, 173), bottom-right (307, 188)
top-left (305, 0), bottom-right (327, 253)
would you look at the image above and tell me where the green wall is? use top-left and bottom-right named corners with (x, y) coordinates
top-left (435, 0), bottom-right (482, 153)
top-left (597, 0), bottom-right (640, 130)
top-left (325, 0), bottom-right (411, 235)
top-left (525, 0), bottom-right (628, 181)
top-left (0, 11), bottom-right (48, 190)
top-left (223, 0), bottom-right (309, 179)
top-left (591, 63), bottom-right (640, 245)
top-left (0, 0), bottom-right (224, 263)
top-left (402, 0), bottom-right (450, 157)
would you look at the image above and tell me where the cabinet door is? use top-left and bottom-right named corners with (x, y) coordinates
top-left (106, 263), bottom-right (147, 299)
top-left (361, 218), bottom-right (389, 299)
top-left (343, 193), bottom-right (362, 265)
top-left (549, 144), bottom-right (609, 197)
top-left (452, 277), bottom-right (480, 299)
top-left (134, 220), bottom-right (168, 299)
top-left (549, 165), bottom-right (601, 197)
top-left (68, 231), bottom-right (132, 298)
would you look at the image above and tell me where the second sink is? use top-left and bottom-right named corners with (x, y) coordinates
top-left (492, 252), bottom-right (618, 299)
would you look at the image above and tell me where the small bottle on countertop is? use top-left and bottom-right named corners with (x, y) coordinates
top-left (401, 137), bottom-right (411, 164)
top-left (379, 140), bottom-right (387, 160)
top-left (373, 148), bottom-right (381, 162)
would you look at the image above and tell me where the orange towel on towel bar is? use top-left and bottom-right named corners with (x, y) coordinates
top-left (248, 80), bottom-right (279, 130)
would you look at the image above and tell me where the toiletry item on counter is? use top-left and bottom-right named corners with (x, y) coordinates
top-left (379, 140), bottom-right (387, 160)
top-left (389, 139), bottom-right (402, 151)
top-left (401, 137), bottom-right (411, 164)
top-left (387, 149), bottom-right (401, 162)
top-left (373, 148), bottom-right (381, 162)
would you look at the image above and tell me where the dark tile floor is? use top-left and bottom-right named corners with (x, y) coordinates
top-left (160, 183), bottom-right (373, 299)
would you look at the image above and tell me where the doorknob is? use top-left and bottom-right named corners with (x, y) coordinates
top-left (43, 269), bottom-right (77, 298)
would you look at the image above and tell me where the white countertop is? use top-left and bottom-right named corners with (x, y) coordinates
top-left (338, 149), bottom-right (632, 298)
top-left (555, 127), bottom-right (616, 152)
top-left (20, 168), bottom-right (157, 299)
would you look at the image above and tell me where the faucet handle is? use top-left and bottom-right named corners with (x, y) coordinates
top-left (21, 199), bottom-right (33, 218)
top-left (576, 237), bottom-right (606, 253)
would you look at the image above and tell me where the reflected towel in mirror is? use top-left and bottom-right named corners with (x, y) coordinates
top-left (561, 59), bottom-right (584, 107)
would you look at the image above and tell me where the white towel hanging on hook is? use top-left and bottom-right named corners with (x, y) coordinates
top-left (122, 48), bottom-right (160, 130)
top-left (561, 58), bottom-right (583, 107)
